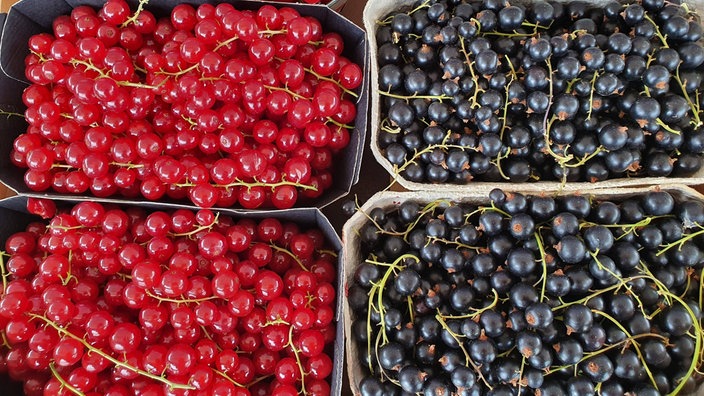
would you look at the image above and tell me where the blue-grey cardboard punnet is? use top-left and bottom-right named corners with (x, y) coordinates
top-left (0, 194), bottom-right (345, 395)
top-left (0, 0), bottom-right (369, 212)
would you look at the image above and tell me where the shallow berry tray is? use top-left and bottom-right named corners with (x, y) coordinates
top-left (343, 185), bottom-right (704, 396)
top-left (0, 194), bottom-right (345, 396)
top-left (364, 0), bottom-right (704, 194)
top-left (0, 0), bottom-right (369, 212)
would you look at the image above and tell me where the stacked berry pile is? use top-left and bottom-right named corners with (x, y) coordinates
top-left (0, 201), bottom-right (338, 395)
top-left (349, 189), bottom-right (703, 395)
top-left (12, 0), bottom-right (363, 209)
top-left (376, 0), bottom-right (704, 183)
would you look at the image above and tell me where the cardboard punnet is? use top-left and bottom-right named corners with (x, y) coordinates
top-left (0, 12), bottom-right (31, 196)
top-left (342, 185), bottom-right (704, 396)
top-left (0, 194), bottom-right (345, 396)
top-left (364, 0), bottom-right (704, 195)
top-left (0, 0), bottom-right (369, 211)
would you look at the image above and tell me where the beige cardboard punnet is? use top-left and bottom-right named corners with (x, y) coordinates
top-left (364, 0), bottom-right (704, 195)
top-left (342, 185), bottom-right (704, 395)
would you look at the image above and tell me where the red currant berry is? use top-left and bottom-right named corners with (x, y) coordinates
top-left (171, 4), bottom-right (198, 31)
top-left (109, 322), bottom-right (141, 354)
top-left (101, 0), bottom-right (130, 25)
top-left (53, 338), bottom-right (84, 367)
top-left (286, 17), bottom-right (312, 45)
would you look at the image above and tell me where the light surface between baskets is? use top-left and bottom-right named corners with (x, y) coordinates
top-left (363, 0), bottom-right (704, 194)
top-left (342, 184), bottom-right (704, 396)
top-left (327, 0), bottom-right (348, 12)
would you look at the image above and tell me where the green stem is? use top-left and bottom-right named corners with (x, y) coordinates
top-left (398, 200), bottom-right (451, 239)
top-left (264, 85), bottom-right (310, 101)
top-left (0, 252), bottom-right (7, 295)
top-left (579, 215), bottom-right (669, 233)
top-left (535, 231), bottom-right (548, 302)
top-left (435, 313), bottom-right (493, 390)
top-left (158, 63), bottom-right (199, 77)
top-left (656, 118), bottom-right (681, 135)
top-left (145, 290), bottom-right (219, 304)
top-left (637, 261), bottom-right (673, 306)
top-left (593, 309), bottom-right (657, 388)
top-left (494, 75), bottom-right (514, 180)
top-left (563, 146), bottom-right (605, 169)
top-left (546, 332), bottom-right (670, 375)
top-left (459, 36), bottom-right (484, 108)
top-left (169, 213), bottom-right (219, 237)
top-left (544, 115), bottom-right (574, 165)
top-left (366, 287), bottom-right (376, 374)
top-left (304, 68), bottom-right (359, 98)
top-left (377, 265), bottom-right (398, 344)
top-left (0, 331), bottom-right (10, 349)
top-left (120, 0), bottom-right (149, 28)
top-left (643, 14), bottom-right (668, 47)
top-left (674, 65), bottom-right (702, 128)
top-left (110, 162), bottom-right (145, 169)
top-left (376, 0), bottom-right (430, 25)
top-left (657, 226), bottom-right (704, 256)
top-left (213, 369), bottom-right (247, 388)
top-left (174, 179), bottom-right (318, 192)
top-left (181, 114), bottom-right (198, 127)
top-left (51, 164), bottom-right (77, 170)
top-left (551, 276), bottom-right (653, 311)
top-left (379, 91), bottom-right (451, 102)
top-left (50, 363), bottom-right (86, 396)
top-left (70, 59), bottom-right (163, 89)
top-left (379, 117), bottom-right (401, 134)
top-left (46, 225), bottom-right (85, 231)
top-left (366, 254), bottom-right (419, 371)
top-left (437, 289), bottom-right (500, 319)
top-left (0, 110), bottom-right (24, 119)
top-left (287, 325), bottom-right (307, 393)
top-left (32, 314), bottom-right (195, 390)
top-left (586, 71), bottom-right (600, 121)
top-left (699, 268), bottom-right (704, 320)
top-left (483, 31), bottom-right (540, 37)
top-left (326, 117), bottom-right (354, 129)
top-left (664, 292), bottom-right (704, 396)
top-left (360, 199), bottom-right (451, 239)
top-left (517, 356), bottom-right (526, 394)
top-left (214, 30), bottom-right (286, 52)
top-left (270, 244), bottom-right (309, 272)
top-left (464, 203), bottom-right (512, 220)
top-left (425, 236), bottom-right (484, 252)
top-left (589, 251), bottom-right (647, 317)
top-left (317, 249), bottom-right (338, 258)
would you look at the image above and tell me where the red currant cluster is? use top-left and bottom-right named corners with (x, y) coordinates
top-left (12, 0), bottom-right (363, 209)
top-left (0, 199), bottom-right (338, 395)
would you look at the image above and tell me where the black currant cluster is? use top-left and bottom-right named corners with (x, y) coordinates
top-left (376, 0), bottom-right (704, 183)
top-left (349, 189), bottom-right (704, 395)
